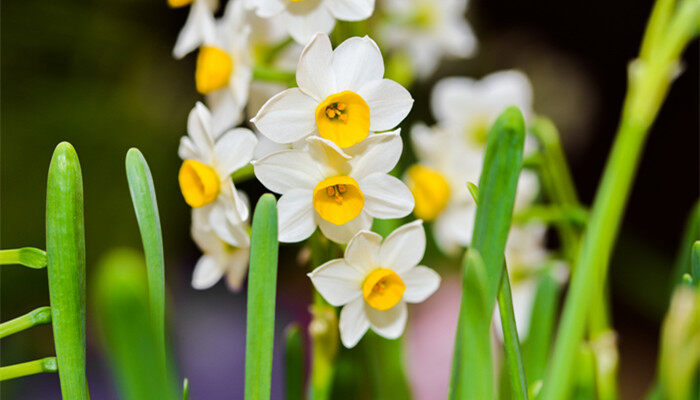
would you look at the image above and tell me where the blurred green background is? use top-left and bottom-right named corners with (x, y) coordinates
top-left (1, 0), bottom-right (698, 399)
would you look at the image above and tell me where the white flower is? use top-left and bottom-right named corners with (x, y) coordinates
top-left (431, 70), bottom-right (534, 149)
top-left (190, 203), bottom-right (251, 291)
top-left (252, 33), bottom-right (413, 149)
top-left (406, 123), bottom-right (540, 254)
top-left (178, 102), bottom-right (258, 225)
top-left (380, 0), bottom-right (477, 78)
top-left (247, 0), bottom-right (375, 44)
top-left (308, 221), bottom-right (440, 348)
top-left (171, 0), bottom-right (219, 59)
top-left (253, 131), bottom-right (414, 244)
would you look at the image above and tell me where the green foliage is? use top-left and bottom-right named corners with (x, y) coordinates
top-left (0, 248), bottom-right (47, 269)
top-left (46, 142), bottom-right (89, 399)
top-left (285, 324), bottom-right (305, 400)
top-left (244, 194), bottom-right (279, 400)
top-left (94, 248), bottom-right (178, 400)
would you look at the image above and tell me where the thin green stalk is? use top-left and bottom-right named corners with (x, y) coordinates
top-left (46, 142), bottom-right (89, 399)
top-left (183, 378), bottom-right (190, 400)
top-left (125, 148), bottom-right (167, 365)
top-left (669, 201), bottom-right (700, 288)
top-left (0, 357), bottom-right (57, 381)
top-left (497, 269), bottom-right (529, 400)
top-left (540, 2), bottom-right (700, 398)
top-left (0, 307), bottom-right (52, 339)
top-left (285, 324), bottom-right (305, 400)
top-left (232, 163), bottom-right (255, 183)
top-left (253, 65), bottom-right (296, 86)
top-left (244, 194), bottom-right (279, 400)
top-left (0, 248), bottom-right (47, 269)
top-left (261, 37), bottom-right (294, 65)
top-left (361, 333), bottom-right (413, 400)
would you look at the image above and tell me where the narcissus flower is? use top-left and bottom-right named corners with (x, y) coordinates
top-left (253, 131), bottom-right (414, 244)
top-left (170, 0), bottom-right (219, 59)
top-left (252, 33), bottom-right (413, 149)
top-left (431, 71), bottom-right (533, 148)
top-left (190, 204), bottom-right (251, 291)
top-left (380, 0), bottom-right (477, 78)
top-left (406, 123), bottom-right (539, 254)
top-left (308, 221), bottom-right (440, 348)
top-left (246, 0), bottom-right (375, 44)
top-left (178, 102), bottom-right (258, 223)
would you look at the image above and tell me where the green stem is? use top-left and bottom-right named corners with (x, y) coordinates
top-left (253, 66), bottom-right (296, 87)
top-left (0, 357), bottom-right (58, 381)
top-left (261, 37), bottom-right (294, 65)
top-left (285, 324), bottom-right (305, 400)
top-left (46, 142), bottom-right (89, 399)
top-left (232, 163), bottom-right (255, 183)
top-left (540, 2), bottom-right (700, 398)
top-left (0, 306), bottom-right (52, 339)
top-left (497, 267), bottom-right (529, 400)
top-left (0, 248), bottom-right (47, 269)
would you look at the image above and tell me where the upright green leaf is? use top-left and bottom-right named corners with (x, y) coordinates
top-left (497, 269), bottom-right (529, 400)
top-left (285, 324), bottom-right (305, 400)
top-left (669, 202), bottom-right (699, 288)
top-left (449, 249), bottom-right (493, 400)
top-left (692, 241), bottom-right (700, 286)
top-left (0, 247), bottom-right (47, 269)
top-left (245, 194), bottom-right (279, 400)
top-left (94, 248), bottom-right (178, 400)
top-left (46, 142), bottom-right (89, 399)
top-left (125, 148), bottom-right (166, 363)
top-left (449, 106), bottom-right (526, 400)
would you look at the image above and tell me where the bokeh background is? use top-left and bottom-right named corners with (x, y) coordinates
top-left (1, 0), bottom-right (697, 399)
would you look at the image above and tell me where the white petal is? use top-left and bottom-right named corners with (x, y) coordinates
top-left (325, 0), bottom-right (374, 21)
top-left (377, 220), bottom-right (425, 273)
top-left (251, 88), bottom-right (318, 144)
top-left (208, 203), bottom-right (250, 248)
top-left (515, 170), bottom-right (540, 211)
top-left (253, 149), bottom-right (323, 193)
top-left (308, 259), bottom-right (363, 306)
top-left (439, 16), bottom-right (477, 58)
top-left (213, 128), bottom-right (258, 177)
top-left (173, 0), bottom-right (217, 59)
top-left (207, 86), bottom-right (244, 137)
top-left (331, 36), bottom-right (383, 91)
top-left (284, 6), bottom-right (336, 50)
top-left (317, 212), bottom-right (372, 244)
top-left (339, 297), bottom-right (370, 348)
top-left (347, 130), bottom-right (402, 179)
top-left (295, 32), bottom-right (335, 100)
top-left (305, 136), bottom-right (352, 177)
top-left (365, 301), bottom-right (407, 339)
top-left (479, 70), bottom-right (533, 121)
top-left (433, 204), bottom-right (476, 255)
top-left (192, 255), bottom-right (224, 289)
top-left (252, 0), bottom-right (285, 17)
top-left (359, 174), bottom-right (414, 219)
top-left (430, 77), bottom-right (477, 128)
top-left (187, 102), bottom-right (216, 157)
top-left (277, 189), bottom-right (317, 243)
top-left (401, 266), bottom-right (440, 303)
top-left (219, 180), bottom-right (250, 223)
top-left (178, 136), bottom-right (200, 160)
top-left (253, 132), bottom-right (290, 160)
top-left (224, 249), bottom-right (251, 292)
top-left (358, 79), bottom-right (413, 131)
top-left (344, 230), bottom-right (382, 273)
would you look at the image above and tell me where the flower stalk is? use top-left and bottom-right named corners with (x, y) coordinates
top-left (0, 306), bottom-right (52, 339)
top-left (0, 357), bottom-right (57, 381)
top-left (0, 247), bottom-right (48, 269)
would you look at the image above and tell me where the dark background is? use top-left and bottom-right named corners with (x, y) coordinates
top-left (2, 0), bottom-right (697, 398)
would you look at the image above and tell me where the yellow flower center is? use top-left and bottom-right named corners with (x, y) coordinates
top-left (195, 46), bottom-right (233, 95)
top-left (314, 91), bottom-right (370, 148)
top-left (168, 0), bottom-right (195, 8)
top-left (178, 160), bottom-right (220, 208)
top-left (362, 268), bottom-right (405, 311)
top-left (312, 176), bottom-right (364, 225)
top-left (406, 164), bottom-right (451, 221)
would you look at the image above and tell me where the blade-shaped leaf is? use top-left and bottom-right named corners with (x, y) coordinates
top-left (285, 324), bottom-right (305, 400)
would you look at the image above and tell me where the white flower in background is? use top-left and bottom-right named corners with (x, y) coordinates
top-left (247, 0), bottom-right (375, 44)
top-left (406, 123), bottom-right (539, 254)
top-left (308, 221), bottom-right (440, 348)
top-left (190, 203), bottom-right (251, 291)
top-left (431, 70), bottom-right (534, 149)
top-left (178, 102), bottom-right (258, 225)
top-left (253, 131), bottom-right (413, 244)
top-left (170, 0), bottom-right (219, 59)
top-left (380, 0), bottom-right (477, 78)
top-left (252, 33), bottom-right (413, 149)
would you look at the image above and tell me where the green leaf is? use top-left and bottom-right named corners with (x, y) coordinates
top-left (669, 202), bottom-right (700, 288)
top-left (125, 148), bottom-right (166, 364)
top-left (0, 306), bottom-right (52, 339)
top-left (449, 106), bottom-right (526, 400)
top-left (467, 182), bottom-right (479, 204)
top-left (361, 332), bottom-right (413, 400)
top-left (94, 248), bottom-right (178, 400)
top-left (0, 247), bottom-right (47, 269)
top-left (497, 267), bottom-right (529, 400)
top-left (183, 378), bottom-right (190, 400)
top-left (692, 241), bottom-right (700, 286)
top-left (449, 249), bottom-right (493, 400)
top-left (285, 324), bottom-right (305, 400)
top-left (245, 194), bottom-right (279, 400)
top-left (46, 142), bottom-right (89, 400)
